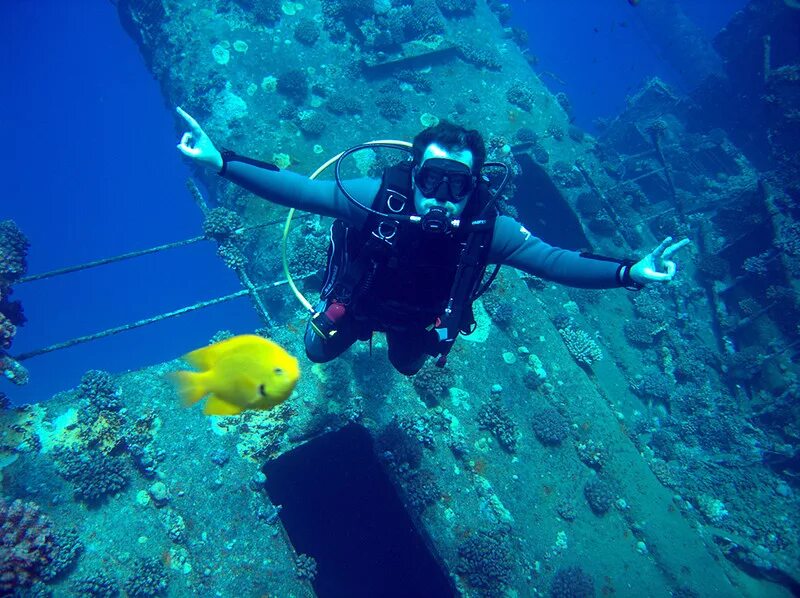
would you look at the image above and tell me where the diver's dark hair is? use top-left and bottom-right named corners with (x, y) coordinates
top-left (412, 121), bottom-right (486, 174)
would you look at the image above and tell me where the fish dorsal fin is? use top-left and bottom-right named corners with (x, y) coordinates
top-left (183, 335), bottom-right (268, 370)
top-left (203, 395), bottom-right (244, 416)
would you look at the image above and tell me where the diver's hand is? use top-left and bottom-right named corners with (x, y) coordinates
top-left (630, 237), bottom-right (691, 284)
top-left (176, 106), bottom-right (223, 172)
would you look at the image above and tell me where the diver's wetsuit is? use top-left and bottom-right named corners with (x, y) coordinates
top-left (221, 154), bottom-right (631, 374)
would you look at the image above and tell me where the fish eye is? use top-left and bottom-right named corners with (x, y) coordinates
top-left (258, 384), bottom-right (267, 397)
top-left (273, 367), bottom-right (284, 376)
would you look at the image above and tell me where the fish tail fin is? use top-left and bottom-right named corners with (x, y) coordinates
top-left (170, 370), bottom-right (208, 407)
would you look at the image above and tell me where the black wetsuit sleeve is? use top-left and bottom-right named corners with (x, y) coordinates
top-left (488, 216), bottom-right (629, 289)
top-left (218, 151), bottom-right (378, 226)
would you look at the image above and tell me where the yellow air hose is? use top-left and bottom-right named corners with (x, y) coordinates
top-left (281, 140), bottom-right (412, 314)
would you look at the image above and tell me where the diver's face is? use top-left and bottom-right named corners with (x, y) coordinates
top-left (413, 144), bottom-right (475, 218)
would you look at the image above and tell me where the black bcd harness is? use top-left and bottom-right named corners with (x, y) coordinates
top-left (311, 161), bottom-right (498, 367)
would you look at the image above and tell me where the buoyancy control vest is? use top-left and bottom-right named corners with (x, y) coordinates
top-left (315, 161), bottom-right (497, 364)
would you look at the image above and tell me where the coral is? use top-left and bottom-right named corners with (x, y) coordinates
top-left (436, 0), bottom-right (475, 16)
top-left (506, 81), bottom-right (536, 112)
top-left (376, 418), bottom-right (423, 470)
top-left (568, 125), bottom-right (585, 143)
top-left (555, 499), bottom-right (577, 521)
top-left (53, 447), bottom-right (129, 504)
top-left (555, 92), bottom-right (573, 119)
top-left (296, 110), bottom-right (326, 137)
top-left (79, 370), bottom-right (121, 413)
top-left (531, 409), bottom-right (569, 446)
top-left (0, 220), bottom-right (30, 281)
top-left (0, 313), bottom-right (15, 350)
top-left (632, 370), bottom-right (673, 404)
top-left (575, 192), bottom-right (602, 217)
top-left (375, 93), bottom-right (408, 123)
top-left (203, 207), bottom-right (243, 240)
top-left (0, 498), bottom-right (56, 592)
top-left (123, 557), bottom-right (168, 598)
top-left (514, 127), bottom-right (537, 144)
top-left (583, 477), bottom-right (614, 515)
top-left (477, 397), bottom-right (519, 452)
top-left (696, 495), bottom-right (728, 525)
top-left (532, 143), bottom-right (550, 164)
top-left (411, 362), bottom-right (453, 405)
top-left (624, 320), bottom-right (657, 346)
top-left (632, 287), bottom-right (667, 322)
top-left (395, 70), bottom-right (432, 94)
top-left (294, 17), bottom-right (320, 46)
top-left (277, 69), bottom-right (309, 104)
top-left (457, 530), bottom-right (512, 592)
top-left (217, 244), bottom-right (247, 269)
top-left (401, 0), bottom-right (444, 38)
top-left (559, 327), bottom-right (603, 366)
top-left (458, 43), bottom-right (502, 71)
top-left (551, 161), bottom-right (583, 188)
top-left (402, 468), bottom-right (440, 512)
top-left (295, 553), bottom-right (318, 581)
top-left (326, 91), bottom-right (363, 115)
top-left (575, 440), bottom-right (607, 470)
top-left (649, 428), bottom-right (678, 461)
top-left (40, 527), bottom-right (82, 582)
top-left (550, 565), bottom-right (595, 598)
top-left (481, 292), bottom-right (514, 327)
top-left (236, 0), bottom-right (281, 24)
top-left (321, 0), bottom-right (375, 25)
top-left (71, 570), bottom-right (119, 597)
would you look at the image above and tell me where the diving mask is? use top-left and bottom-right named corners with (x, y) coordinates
top-left (413, 158), bottom-right (476, 202)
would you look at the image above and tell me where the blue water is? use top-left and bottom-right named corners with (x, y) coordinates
top-left (1, 1), bottom-right (259, 404)
top-left (1, 0), bottom-right (746, 405)
top-left (509, 0), bottom-right (748, 131)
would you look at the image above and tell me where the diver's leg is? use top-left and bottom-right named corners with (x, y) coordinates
top-left (386, 327), bottom-right (435, 376)
top-left (304, 303), bottom-right (359, 363)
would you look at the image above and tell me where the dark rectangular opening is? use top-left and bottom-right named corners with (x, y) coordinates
top-left (263, 424), bottom-right (456, 598)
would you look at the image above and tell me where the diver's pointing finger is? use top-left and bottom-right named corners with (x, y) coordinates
top-left (176, 106), bottom-right (202, 134)
top-left (651, 236), bottom-right (673, 258)
top-left (662, 238), bottom-right (691, 260)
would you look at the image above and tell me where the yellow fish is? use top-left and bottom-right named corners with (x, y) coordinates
top-left (170, 334), bottom-right (300, 416)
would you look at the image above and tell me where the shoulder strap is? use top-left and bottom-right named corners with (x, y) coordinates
top-left (432, 201), bottom-right (497, 367)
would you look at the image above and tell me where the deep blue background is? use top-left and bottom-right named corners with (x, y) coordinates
top-left (1, 1), bottom-right (259, 404)
top-left (509, 0), bottom-right (748, 131)
top-left (1, 0), bottom-right (747, 404)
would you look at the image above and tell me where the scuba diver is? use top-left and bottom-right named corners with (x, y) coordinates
top-left (176, 106), bottom-right (689, 376)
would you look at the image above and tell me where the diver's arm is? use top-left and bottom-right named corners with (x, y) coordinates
top-left (175, 106), bottom-right (375, 225)
top-left (489, 216), bottom-right (637, 289)
top-left (219, 152), bottom-right (377, 225)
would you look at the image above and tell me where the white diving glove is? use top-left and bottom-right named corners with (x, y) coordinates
top-left (175, 106), bottom-right (223, 172)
